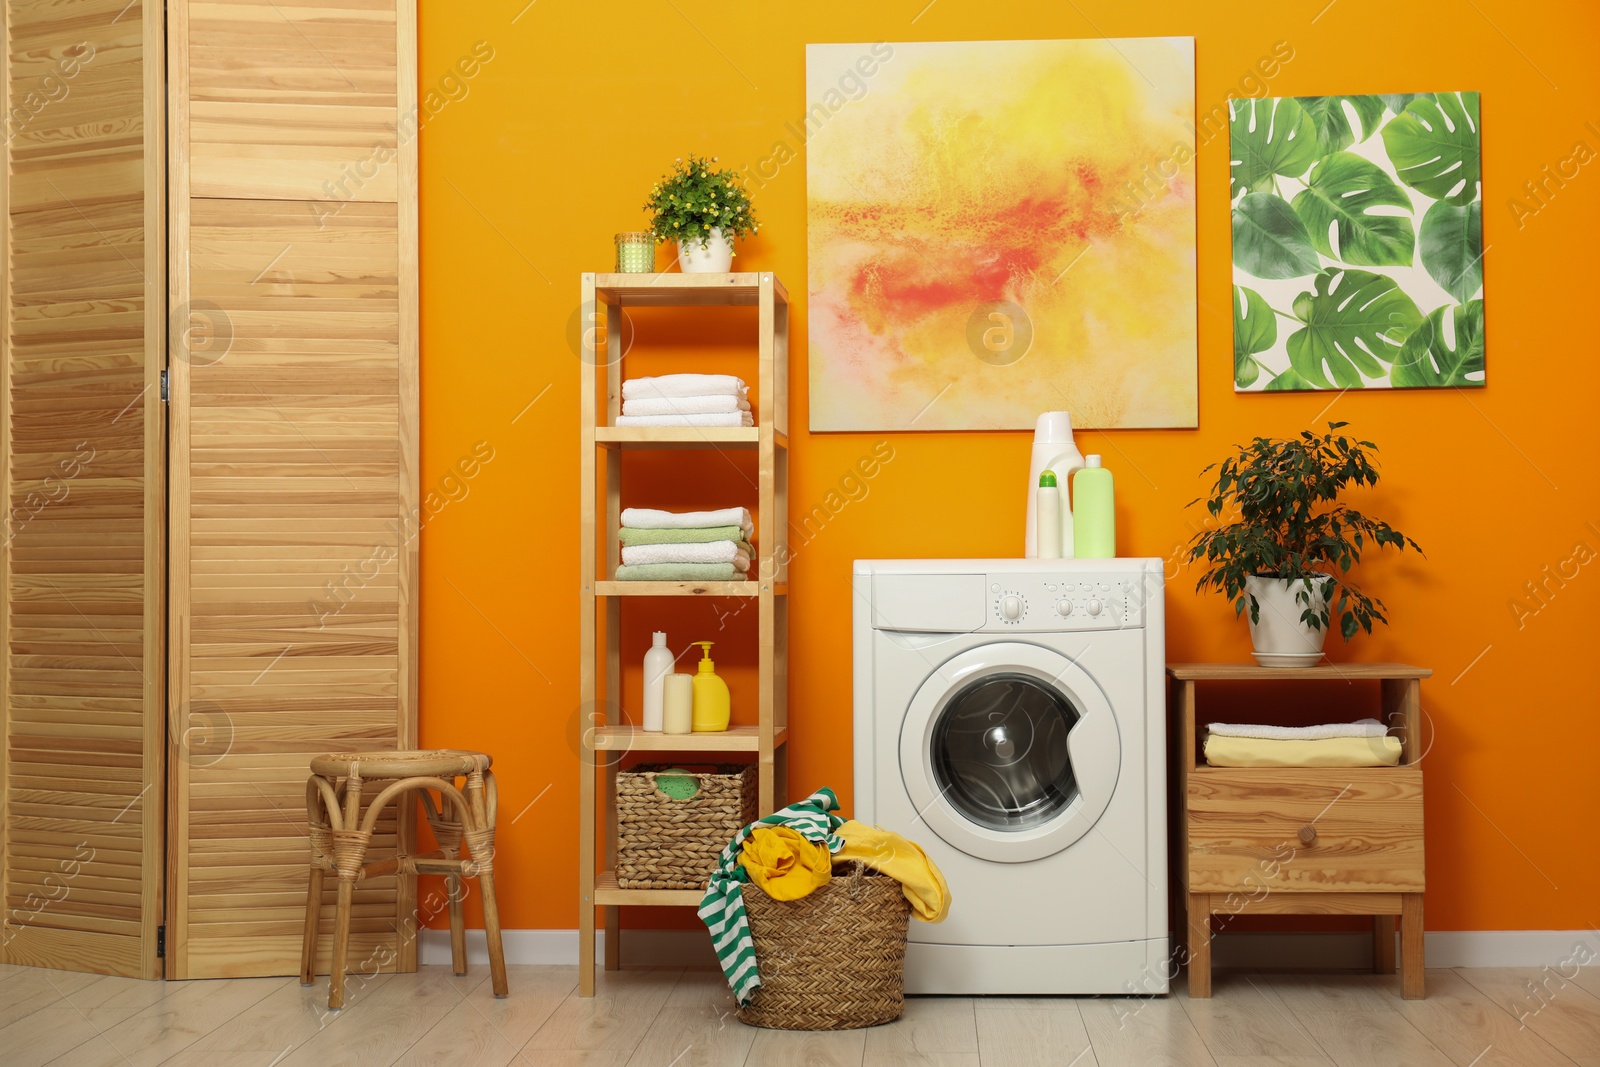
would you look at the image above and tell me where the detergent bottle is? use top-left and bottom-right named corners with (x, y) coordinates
top-left (1024, 411), bottom-right (1085, 558)
top-left (690, 641), bottom-right (731, 732)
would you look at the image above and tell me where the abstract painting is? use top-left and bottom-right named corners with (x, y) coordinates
top-left (1230, 92), bottom-right (1484, 391)
top-left (806, 38), bottom-right (1198, 431)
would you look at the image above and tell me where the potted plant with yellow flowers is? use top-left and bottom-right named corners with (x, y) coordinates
top-left (644, 154), bottom-right (758, 273)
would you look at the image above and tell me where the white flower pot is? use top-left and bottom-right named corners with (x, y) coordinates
top-left (677, 228), bottom-right (734, 273)
top-left (1244, 574), bottom-right (1333, 667)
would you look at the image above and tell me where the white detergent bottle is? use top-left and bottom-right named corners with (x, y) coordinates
top-left (641, 631), bottom-right (673, 731)
top-left (1024, 411), bottom-right (1085, 558)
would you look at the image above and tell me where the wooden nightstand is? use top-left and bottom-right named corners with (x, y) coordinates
top-left (1168, 663), bottom-right (1430, 1000)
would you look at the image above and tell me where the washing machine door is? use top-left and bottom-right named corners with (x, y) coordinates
top-left (899, 641), bottom-right (1121, 863)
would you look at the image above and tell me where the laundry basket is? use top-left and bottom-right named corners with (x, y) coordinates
top-left (614, 764), bottom-right (757, 889)
top-left (736, 861), bottom-right (913, 1030)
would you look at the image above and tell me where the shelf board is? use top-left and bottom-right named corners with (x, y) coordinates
top-left (593, 871), bottom-right (703, 907)
top-left (588, 724), bottom-right (787, 753)
top-left (1167, 662), bottom-right (1431, 682)
top-left (593, 580), bottom-right (785, 597)
top-left (590, 272), bottom-right (788, 308)
top-left (593, 426), bottom-right (787, 451)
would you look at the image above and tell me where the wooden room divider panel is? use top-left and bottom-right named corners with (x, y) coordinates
top-left (0, 0), bottom-right (167, 978)
top-left (164, 0), bottom-right (418, 978)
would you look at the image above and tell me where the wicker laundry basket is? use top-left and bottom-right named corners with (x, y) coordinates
top-left (736, 861), bottom-right (913, 1030)
top-left (614, 764), bottom-right (757, 890)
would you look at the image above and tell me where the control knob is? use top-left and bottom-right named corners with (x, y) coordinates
top-left (1086, 599), bottom-right (1103, 616)
top-left (1000, 595), bottom-right (1024, 621)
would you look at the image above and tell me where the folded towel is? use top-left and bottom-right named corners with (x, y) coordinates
top-left (623, 374), bottom-right (748, 400)
top-left (614, 562), bottom-right (742, 582)
top-left (614, 412), bottom-right (754, 428)
top-left (621, 540), bottom-right (753, 567)
top-left (1207, 718), bottom-right (1388, 741)
top-left (622, 394), bottom-right (751, 417)
top-left (618, 523), bottom-right (745, 547)
top-left (621, 507), bottom-right (753, 539)
top-left (1204, 734), bottom-right (1402, 768)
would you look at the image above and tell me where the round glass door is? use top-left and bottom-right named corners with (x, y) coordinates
top-left (931, 673), bottom-right (1080, 831)
top-left (899, 641), bottom-right (1121, 863)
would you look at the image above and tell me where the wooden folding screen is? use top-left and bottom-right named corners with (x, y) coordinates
top-left (0, 0), bottom-right (167, 978)
top-left (164, 0), bottom-right (418, 978)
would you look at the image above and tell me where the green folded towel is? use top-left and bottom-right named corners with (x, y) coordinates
top-left (614, 563), bottom-right (742, 581)
top-left (618, 524), bottom-right (746, 546)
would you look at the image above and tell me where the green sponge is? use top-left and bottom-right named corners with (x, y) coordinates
top-left (653, 768), bottom-right (700, 801)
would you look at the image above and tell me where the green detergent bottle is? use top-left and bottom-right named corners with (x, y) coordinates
top-left (1072, 455), bottom-right (1115, 559)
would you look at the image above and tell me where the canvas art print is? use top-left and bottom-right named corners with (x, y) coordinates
top-left (806, 38), bottom-right (1198, 431)
top-left (1230, 92), bottom-right (1484, 391)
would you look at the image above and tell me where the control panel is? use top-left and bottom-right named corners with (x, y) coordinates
top-left (986, 572), bottom-right (1148, 632)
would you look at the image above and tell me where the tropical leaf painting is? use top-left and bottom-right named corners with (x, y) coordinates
top-left (1230, 92), bottom-right (1485, 391)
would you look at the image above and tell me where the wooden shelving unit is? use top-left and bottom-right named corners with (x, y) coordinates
top-left (578, 272), bottom-right (790, 997)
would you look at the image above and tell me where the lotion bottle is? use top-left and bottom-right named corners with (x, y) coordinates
top-left (1072, 455), bottom-right (1116, 559)
top-left (1036, 471), bottom-right (1063, 559)
top-left (662, 675), bottom-right (693, 734)
top-left (690, 641), bottom-right (731, 732)
top-left (641, 631), bottom-right (673, 732)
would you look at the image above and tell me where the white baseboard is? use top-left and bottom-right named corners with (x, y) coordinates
top-left (423, 928), bottom-right (1599, 971)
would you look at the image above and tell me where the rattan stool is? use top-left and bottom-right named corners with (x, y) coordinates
top-left (300, 749), bottom-right (508, 1009)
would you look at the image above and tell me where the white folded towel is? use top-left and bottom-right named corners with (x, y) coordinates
top-left (622, 394), bottom-right (752, 416)
top-left (622, 374), bottom-right (748, 400)
top-left (615, 412), bottom-right (754, 427)
top-left (1206, 718), bottom-right (1389, 741)
top-left (621, 507), bottom-right (754, 539)
top-left (622, 540), bottom-right (752, 567)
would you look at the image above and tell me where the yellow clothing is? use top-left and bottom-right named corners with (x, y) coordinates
top-left (1204, 734), bottom-right (1402, 767)
top-left (738, 825), bottom-right (832, 901)
top-left (835, 820), bottom-right (951, 923)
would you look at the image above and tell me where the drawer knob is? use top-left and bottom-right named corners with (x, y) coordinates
top-left (1298, 824), bottom-right (1318, 845)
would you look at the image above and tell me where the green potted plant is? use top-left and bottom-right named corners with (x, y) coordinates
top-left (1186, 422), bottom-right (1422, 666)
top-left (644, 153), bottom-right (758, 273)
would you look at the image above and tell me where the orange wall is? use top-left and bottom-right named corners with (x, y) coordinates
top-left (417, 0), bottom-right (1600, 934)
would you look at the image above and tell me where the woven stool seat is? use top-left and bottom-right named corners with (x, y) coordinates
top-left (310, 749), bottom-right (491, 780)
top-left (300, 747), bottom-right (507, 1009)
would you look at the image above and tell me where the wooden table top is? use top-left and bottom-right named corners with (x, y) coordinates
top-left (1166, 662), bottom-right (1432, 681)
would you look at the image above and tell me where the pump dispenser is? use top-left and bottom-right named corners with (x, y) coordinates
top-left (690, 641), bottom-right (731, 732)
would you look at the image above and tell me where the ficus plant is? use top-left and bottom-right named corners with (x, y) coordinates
top-left (643, 153), bottom-right (758, 251)
top-left (1186, 422), bottom-right (1422, 639)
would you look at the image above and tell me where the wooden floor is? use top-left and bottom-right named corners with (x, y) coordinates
top-left (1, 961), bottom-right (1597, 1066)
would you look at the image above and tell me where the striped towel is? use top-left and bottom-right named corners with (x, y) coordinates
top-left (698, 787), bottom-right (845, 1004)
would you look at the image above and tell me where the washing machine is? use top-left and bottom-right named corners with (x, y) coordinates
top-left (852, 558), bottom-right (1168, 995)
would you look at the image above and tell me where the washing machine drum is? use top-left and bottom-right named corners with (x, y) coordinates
top-left (900, 642), bottom-right (1121, 863)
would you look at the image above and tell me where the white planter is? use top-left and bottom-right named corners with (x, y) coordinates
top-left (677, 228), bottom-right (734, 273)
top-left (1244, 574), bottom-right (1332, 667)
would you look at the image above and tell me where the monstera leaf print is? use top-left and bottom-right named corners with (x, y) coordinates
top-left (1233, 285), bottom-right (1277, 387)
top-left (1233, 192), bottom-right (1320, 279)
top-left (1419, 199), bottom-right (1484, 304)
top-left (1229, 91), bottom-right (1483, 392)
top-left (1230, 97), bottom-right (1319, 198)
top-left (1285, 268), bottom-right (1423, 389)
top-left (1381, 92), bottom-right (1482, 205)
top-left (1293, 151), bottom-right (1415, 267)
top-left (1391, 300), bottom-right (1484, 387)
top-left (1302, 95), bottom-right (1386, 157)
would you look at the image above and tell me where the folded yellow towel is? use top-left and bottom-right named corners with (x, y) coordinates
top-left (835, 820), bottom-right (952, 922)
top-left (738, 825), bottom-right (832, 901)
top-left (1203, 734), bottom-right (1402, 768)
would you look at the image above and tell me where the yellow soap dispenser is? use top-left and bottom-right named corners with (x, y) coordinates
top-left (690, 641), bottom-right (731, 732)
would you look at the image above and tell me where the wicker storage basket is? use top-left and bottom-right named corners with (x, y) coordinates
top-left (614, 764), bottom-right (758, 890)
top-left (736, 861), bottom-right (912, 1030)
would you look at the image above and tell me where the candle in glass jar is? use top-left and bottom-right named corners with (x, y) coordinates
top-left (615, 232), bottom-right (655, 273)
